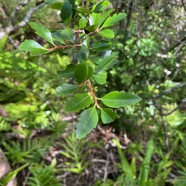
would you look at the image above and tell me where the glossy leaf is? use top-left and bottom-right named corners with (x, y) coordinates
top-left (98, 9), bottom-right (114, 27)
top-left (29, 22), bottom-right (54, 45)
top-left (95, 53), bottom-right (116, 73)
top-left (101, 108), bottom-right (119, 124)
top-left (92, 41), bottom-right (112, 51)
top-left (93, 70), bottom-right (107, 84)
top-left (56, 84), bottom-right (78, 96)
top-left (60, 1), bottom-right (72, 21)
top-left (76, 107), bottom-right (98, 139)
top-left (100, 91), bottom-right (141, 108)
top-left (102, 13), bottom-right (126, 28)
top-left (57, 64), bottom-right (76, 78)
top-left (93, 1), bottom-right (110, 13)
top-left (98, 29), bottom-right (115, 38)
top-left (85, 25), bottom-right (98, 33)
top-left (60, 28), bottom-right (74, 44)
top-left (74, 63), bottom-right (94, 84)
top-left (52, 31), bottom-right (65, 44)
top-left (79, 17), bottom-right (87, 28)
top-left (89, 13), bottom-right (100, 25)
top-left (19, 40), bottom-right (49, 56)
top-left (64, 93), bottom-right (92, 112)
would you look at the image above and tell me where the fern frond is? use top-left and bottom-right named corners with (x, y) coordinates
top-left (0, 116), bottom-right (10, 131)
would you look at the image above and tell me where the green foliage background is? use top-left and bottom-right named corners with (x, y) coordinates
top-left (0, 0), bottom-right (186, 185)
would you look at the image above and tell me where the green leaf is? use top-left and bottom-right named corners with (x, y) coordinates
top-left (60, 1), bottom-right (72, 22)
top-left (93, 70), bottom-right (107, 84)
top-left (76, 107), bottom-right (98, 139)
top-left (0, 163), bottom-right (29, 185)
top-left (101, 108), bottom-right (119, 124)
top-left (19, 40), bottom-right (49, 56)
top-left (29, 22), bottom-right (54, 45)
top-left (102, 13), bottom-right (126, 28)
top-left (100, 91), bottom-right (141, 108)
top-left (61, 28), bottom-right (74, 44)
top-left (74, 63), bottom-right (94, 84)
top-left (79, 17), bottom-right (87, 28)
top-left (64, 93), bottom-right (92, 112)
top-left (89, 13), bottom-right (100, 26)
top-left (57, 64), bottom-right (76, 78)
top-left (138, 138), bottom-right (154, 186)
top-left (52, 31), bottom-right (65, 44)
top-left (95, 53), bottom-right (116, 73)
top-left (85, 25), bottom-right (98, 33)
top-left (92, 41), bottom-right (112, 51)
top-left (56, 84), bottom-right (78, 96)
top-left (98, 9), bottom-right (114, 27)
top-left (92, 1), bottom-right (110, 13)
top-left (98, 29), bottom-right (115, 38)
top-left (0, 34), bottom-right (8, 51)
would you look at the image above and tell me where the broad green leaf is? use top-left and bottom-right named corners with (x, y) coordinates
top-left (64, 93), bottom-right (92, 112)
top-left (92, 1), bottom-right (110, 13)
top-left (100, 91), bottom-right (141, 108)
top-left (60, 1), bottom-right (72, 21)
top-left (92, 41), bottom-right (112, 51)
top-left (89, 13), bottom-right (100, 25)
top-left (98, 9), bottom-right (114, 27)
top-left (102, 13), bottom-right (126, 28)
top-left (51, 3), bottom-right (62, 10)
top-left (57, 64), bottom-right (76, 78)
top-left (56, 84), bottom-right (78, 96)
top-left (95, 53), bottom-right (116, 73)
top-left (79, 17), bottom-right (87, 28)
top-left (60, 28), bottom-right (74, 44)
top-left (0, 34), bottom-right (8, 51)
top-left (52, 31), bottom-right (65, 44)
top-left (85, 25), bottom-right (98, 33)
top-left (19, 40), bottom-right (49, 56)
top-left (101, 108), bottom-right (119, 124)
top-left (29, 22), bottom-right (54, 45)
top-left (74, 63), bottom-right (94, 84)
top-left (98, 29), bottom-right (115, 38)
top-left (93, 70), bottom-right (107, 84)
top-left (76, 107), bottom-right (98, 139)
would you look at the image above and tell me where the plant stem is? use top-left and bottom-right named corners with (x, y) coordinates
top-left (87, 80), bottom-right (100, 108)
top-left (48, 43), bottom-right (83, 51)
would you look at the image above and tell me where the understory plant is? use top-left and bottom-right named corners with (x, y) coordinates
top-left (19, 0), bottom-right (141, 139)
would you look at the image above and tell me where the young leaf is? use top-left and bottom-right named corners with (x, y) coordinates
top-left (60, 0), bottom-right (72, 21)
top-left (74, 63), bottom-right (94, 84)
top-left (64, 93), bottom-right (92, 112)
top-left (101, 108), bottom-right (119, 124)
top-left (98, 29), bottom-right (115, 38)
top-left (19, 40), bottom-right (49, 56)
top-left (29, 22), bottom-right (54, 45)
top-left (56, 84), bottom-right (78, 96)
top-left (102, 13), bottom-right (126, 28)
top-left (100, 91), bottom-right (141, 108)
top-left (93, 70), bottom-right (107, 84)
top-left (76, 107), bottom-right (98, 139)
top-left (95, 53), bottom-right (116, 73)
top-left (57, 64), bottom-right (76, 78)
